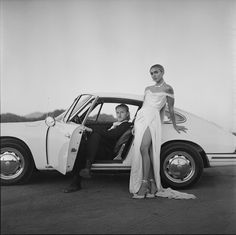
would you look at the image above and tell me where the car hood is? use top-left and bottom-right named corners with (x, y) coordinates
top-left (1, 120), bottom-right (46, 137)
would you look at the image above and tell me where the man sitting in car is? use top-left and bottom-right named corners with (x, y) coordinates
top-left (64, 103), bottom-right (132, 193)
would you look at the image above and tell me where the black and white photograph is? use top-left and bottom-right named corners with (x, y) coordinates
top-left (1, 0), bottom-right (236, 234)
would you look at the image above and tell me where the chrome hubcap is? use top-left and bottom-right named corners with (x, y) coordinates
top-left (163, 151), bottom-right (195, 183)
top-left (0, 148), bottom-right (25, 180)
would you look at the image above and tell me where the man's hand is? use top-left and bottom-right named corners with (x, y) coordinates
top-left (84, 126), bottom-right (93, 132)
top-left (80, 126), bottom-right (92, 132)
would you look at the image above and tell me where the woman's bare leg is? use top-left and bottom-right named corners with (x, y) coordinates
top-left (137, 127), bottom-right (152, 195)
top-left (148, 143), bottom-right (157, 194)
top-left (148, 143), bottom-right (154, 179)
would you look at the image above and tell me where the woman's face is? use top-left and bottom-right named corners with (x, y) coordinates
top-left (150, 67), bottom-right (163, 83)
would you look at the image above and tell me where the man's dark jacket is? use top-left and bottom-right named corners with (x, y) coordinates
top-left (93, 121), bottom-right (132, 151)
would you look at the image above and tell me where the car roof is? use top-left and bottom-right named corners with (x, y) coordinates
top-left (82, 92), bottom-right (186, 111)
top-left (80, 91), bottom-right (188, 114)
top-left (82, 92), bottom-right (143, 101)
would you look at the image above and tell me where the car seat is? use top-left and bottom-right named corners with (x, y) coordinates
top-left (113, 126), bottom-right (133, 160)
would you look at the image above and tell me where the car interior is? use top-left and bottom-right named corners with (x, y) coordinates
top-left (71, 97), bottom-right (141, 163)
top-left (69, 96), bottom-right (186, 165)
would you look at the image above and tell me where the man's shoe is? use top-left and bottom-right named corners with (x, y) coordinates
top-left (63, 184), bottom-right (81, 193)
top-left (79, 168), bottom-right (92, 179)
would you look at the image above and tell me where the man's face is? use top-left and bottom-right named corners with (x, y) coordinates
top-left (116, 107), bottom-right (129, 122)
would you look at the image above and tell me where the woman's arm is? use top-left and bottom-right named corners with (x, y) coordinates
top-left (166, 86), bottom-right (187, 133)
top-left (167, 96), bottom-right (177, 127)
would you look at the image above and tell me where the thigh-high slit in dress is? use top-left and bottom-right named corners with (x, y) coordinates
top-left (129, 89), bottom-right (196, 199)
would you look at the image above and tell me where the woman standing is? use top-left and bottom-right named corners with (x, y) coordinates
top-left (129, 64), bottom-right (196, 199)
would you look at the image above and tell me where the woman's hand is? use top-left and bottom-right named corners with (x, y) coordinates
top-left (174, 125), bottom-right (188, 134)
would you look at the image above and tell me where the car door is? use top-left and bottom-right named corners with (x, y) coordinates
top-left (46, 95), bottom-right (98, 174)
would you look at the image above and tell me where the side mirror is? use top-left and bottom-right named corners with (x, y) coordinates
top-left (45, 116), bottom-right (56, 127)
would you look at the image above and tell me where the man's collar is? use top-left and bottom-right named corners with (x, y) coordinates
top-left (108, 120), bottom-right (129, 131)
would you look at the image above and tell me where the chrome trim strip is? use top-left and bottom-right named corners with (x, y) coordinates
top-left (45, 127), bottom-right (50, 165)
top-left (207, 153), bottom-right (236, 159)
top-left (207, 153), bottom-right (236, 166)
top-left (91, 165), bottom-right (131, 170)
top-left (211, 157), bottom-right (236, 159)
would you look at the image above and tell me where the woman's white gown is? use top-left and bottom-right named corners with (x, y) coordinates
top-left (129, 89), bottom-right (196, 199)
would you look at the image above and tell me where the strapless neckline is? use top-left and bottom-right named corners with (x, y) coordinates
top-left (145, 89), bottom-right (174, 98)
top-left (145, 90), bottom-right (167, 95)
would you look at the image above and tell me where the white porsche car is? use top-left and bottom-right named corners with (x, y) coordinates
top-left (1, 92), bottom-right (236, 188)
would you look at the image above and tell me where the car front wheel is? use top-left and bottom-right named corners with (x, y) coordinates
top-left (0, 139), bottom-right (35, 185)
top-left (160, 142), bottom-right (204, 189)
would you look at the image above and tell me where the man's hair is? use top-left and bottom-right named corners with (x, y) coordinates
top-left (116, 103), bottom-right (129, 112)
top-left (150, 64), bottom-right (165, 73)
top-left (115, 103), bottom-right (130, 120)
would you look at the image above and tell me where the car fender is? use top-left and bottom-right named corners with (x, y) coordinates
top-left (162, 110), bottom-right (236, 154)
top-left (1, 121), bottom-right (48, 169)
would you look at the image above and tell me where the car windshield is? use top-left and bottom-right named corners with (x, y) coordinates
top-left (55, 110), bottom-right (66, 121)
top-left (60, 94), bottom-right (93, 122)
top-left (69, 94), bottom-right (92, 119)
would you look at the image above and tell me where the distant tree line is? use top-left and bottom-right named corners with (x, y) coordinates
top-left (0, 109), bottom-right (65, 123)
top-left (0, 109), bottom-right (117, 123)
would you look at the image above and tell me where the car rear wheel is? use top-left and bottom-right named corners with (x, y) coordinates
top-left (160, 142), bottom-right (204, 189)
top-left (0, 139), bottom-right (35, 185)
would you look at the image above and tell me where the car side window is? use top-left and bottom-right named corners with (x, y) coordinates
top-left (70, 95), bottom-right (91, 119)
top-left (164, 110), bottom-right (186, 124)
top-left (69, 98), bottom-right (96, 124)
top-left (87, 103), bottom-right (139, 123)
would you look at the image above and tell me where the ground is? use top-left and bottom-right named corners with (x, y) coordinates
top-left (1, 166), bottom-right (236, 234)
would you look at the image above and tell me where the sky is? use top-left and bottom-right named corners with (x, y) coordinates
top-left (1, 0), bottom-right (236, 132)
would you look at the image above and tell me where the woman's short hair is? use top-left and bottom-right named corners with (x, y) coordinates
top-left (150, 64), bottom-right (165, 73)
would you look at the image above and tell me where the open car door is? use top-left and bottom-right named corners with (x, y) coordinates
top-left (46, 95), bottom-right (98, 174)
